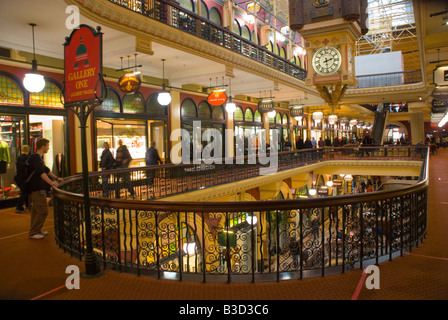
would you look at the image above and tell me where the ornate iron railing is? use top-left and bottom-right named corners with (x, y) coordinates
top-left (107, 0), bottom-right (307, 81)
top-left (53, 146), bottom-right (428, 282)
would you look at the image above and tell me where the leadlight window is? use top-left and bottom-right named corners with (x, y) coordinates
top-left (123, 92), bottom-right (145, 114)
top-left (29, 82), bottom-right (64, 108)
top-left (0, 75), bottom-right (23, 105)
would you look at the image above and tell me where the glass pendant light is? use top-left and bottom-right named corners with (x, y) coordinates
top-left (157, 59), bottom-right (171, 106)
top-left (23, 23), bottom-right (45, 93)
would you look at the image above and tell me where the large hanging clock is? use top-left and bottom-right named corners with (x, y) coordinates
top-left (312, 46), bottom-right (342, 76)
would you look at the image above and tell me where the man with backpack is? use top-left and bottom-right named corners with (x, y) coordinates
top-left (27, 138), bottom-right (63, 240)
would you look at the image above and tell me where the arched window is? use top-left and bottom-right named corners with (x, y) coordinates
top-left (147, 93), bottom-right (167, 116)
top-left (282, 113), bottom-right (289, 125)
top-left (98, 87), bottom-right (121, 112)
top-left (200, 0), bottom-right (209, 19)
top-left (233, 19), bottom-right (241, 35)
top-left (234, 106), bottom-right (244, 121)
top-left (210, 7), bottom-right (222, 26)
top-left (275, 112), bottom-right (282, 124)
top-left (266, 41), bottom-right (273, 52)
top-left (254, 110), bottom-right (262, 122)
top-left (181, 98), bottom-right (197, 118)
top-left (280, 47), bottom-right (287, 59)
top-left (242, 25), bottom-right (251, 41)
top-left (251, 30), bottom-right (259, 45)
top-left (0, 74), bottom-right (24, 105)
top-left (274, 44), bottom-right (280, 55)
top-left (179, 0), bottom-right (194, 11)
top-left (198, 101), bottom-right (212, 119)
top-left (212, 105), bottom-right (225, 120)
top-left (29, 80), bottom-right (63, 108)
top-left (122, 92), bottom-right (145, 114)
top-left (244, 108), bottom-right (254, 122)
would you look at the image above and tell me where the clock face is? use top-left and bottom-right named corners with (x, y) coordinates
top-left (312, 47), bottom-right (341, 76)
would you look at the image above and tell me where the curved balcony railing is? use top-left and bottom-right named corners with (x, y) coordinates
top-left (53, 146), bottom-right (428, 282)
top-left (107, 0), bottom-right (307, 81)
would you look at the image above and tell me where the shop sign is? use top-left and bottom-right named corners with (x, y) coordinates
top-left (432, 86), bottom-right (448, 101)
top-left (332, 180), bottom-right (342, 186)
top-left (64, 24), bottom-right (103, 104)
top-left (433, 65), bottom-right (448, 86)
top-left (118, 73), bottom-right (141, 94)
top-left (431, 99), bottom-right (448, 113)
top-left (317, 187), bottom-right (329, 195)
top-left (290, 107), bottom-right (304, 118)
top-left (207, 90), bottom-right (227, 106)
top-left (258, 100), bottom-right (275, 113)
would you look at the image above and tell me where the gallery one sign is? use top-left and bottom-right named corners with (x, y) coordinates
top-left (64, 25), bottom-right (103, 104)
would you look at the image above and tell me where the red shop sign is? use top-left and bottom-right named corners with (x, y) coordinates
top-left (118, 73), bottom-right (141, 94)
top-left (207, 91), bottom-right (227, 106)
top-left (64, 25), bottom-right (103, 104)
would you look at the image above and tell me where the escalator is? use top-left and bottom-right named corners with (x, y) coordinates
top-left (370, 107), bottom-right (389, 145)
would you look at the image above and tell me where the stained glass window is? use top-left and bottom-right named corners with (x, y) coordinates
top-left (179, 0), bottom-right (194, 11)
top-left (244, 108), bottom-right (253, 122)
top-left (147, 93), bottom-right (167, 116)
top-left (98, 87), bottom-right (120, 112)
top-left (181, 98), bottom-right (197, 118)
top-left (30, 82), bottom-right (63, 108)
top-left (198, 101), bottom-right (212, 118)
top-left (123, 92), bottom-right (145, 114)
top-left (210, 7), bottom-right (221, 26)
top-left (212, 105), bottom-right (224, 120)
top-left (234, 106), bottom-right (244, 121)
top-left (200, 0), bottom-right (209, 19)
top-left (275, 112), bottom-right (282, 124)
top-left (0, 75), bottom-right (23, 105)
top-left (242, 26), bottom-right (251, 41)
top-left (254, 110), bottom-right (262, 122)
top-left (282, 114), bottom-right (288, 125)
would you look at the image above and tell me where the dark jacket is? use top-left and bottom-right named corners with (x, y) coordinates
top-left (14, 153), bottom-right (29, 189)
top-left (100, 149), bottom-right (115, 170)
top-left (115, 145), bottom-right (132, 168)
top-left (145, 146), bottom-right (161, 166)
top-left (304, 139), bottom-right (313, 149)
top-left (27, 153), bottom-right (51, 192)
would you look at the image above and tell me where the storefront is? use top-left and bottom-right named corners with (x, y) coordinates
top-left (94, 87), bottom-right (169, 169)
top-left (234, 105), bottom-right (263, 155)
top-left (0, 68), bottom-right (69, 207)
top-left (180, 97), bottom-right (226, 160)
top-left (269, 110), bottom-right (289, 151)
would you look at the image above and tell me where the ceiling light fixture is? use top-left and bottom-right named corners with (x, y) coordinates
top-left (23, 23), bottom-right (45, 93)
top-left (157, 59), bottom-right (171, 106)
top-left (226, 78), bottom-right (236, 113)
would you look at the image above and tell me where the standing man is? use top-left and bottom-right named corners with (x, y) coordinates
top-left (114, 139), bottom-right (134, 198)
top-left (27, 138), bottom-right (63, 240)
top-left (145, 141), bottom-right (162, 185)
top-left (99, 142), bottom-right (115, 197)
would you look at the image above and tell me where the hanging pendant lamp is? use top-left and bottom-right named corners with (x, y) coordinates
top-left (157, 59), bottom-right (171, 106)
top-left (23, 23), bottom-right (45, 93)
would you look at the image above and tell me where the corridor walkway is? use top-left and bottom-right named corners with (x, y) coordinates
top-left (1, 149), bottom-right (447, 301)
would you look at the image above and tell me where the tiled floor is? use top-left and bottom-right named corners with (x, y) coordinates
top-left (1, 149), bottom-right (447, 302)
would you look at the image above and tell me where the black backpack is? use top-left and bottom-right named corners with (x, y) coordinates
top-left (14, 153), bottom-right (36, 191)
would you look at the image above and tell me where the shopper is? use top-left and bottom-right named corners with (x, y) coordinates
top-left (27, 138), bottom-right (62, 239)
top-left (114, 139), bottom-right (134, 198)
top-left (99, 142), bottom-right (115, 197)
top-left (145, 141), bottom-right (162, 185)
top-left (282, 138), bottom-right (292, 151)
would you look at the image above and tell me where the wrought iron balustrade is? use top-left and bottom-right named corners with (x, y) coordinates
top-left (53, 146), bottom-right (428, 282)
top-left (107, 0), bottom-right (307, 81)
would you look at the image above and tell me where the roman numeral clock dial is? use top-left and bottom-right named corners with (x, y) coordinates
top-left (312, 46), bottom-right (341, 76)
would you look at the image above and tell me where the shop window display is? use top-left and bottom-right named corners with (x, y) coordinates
top-left (0, 115), bottom-right (25, 200)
